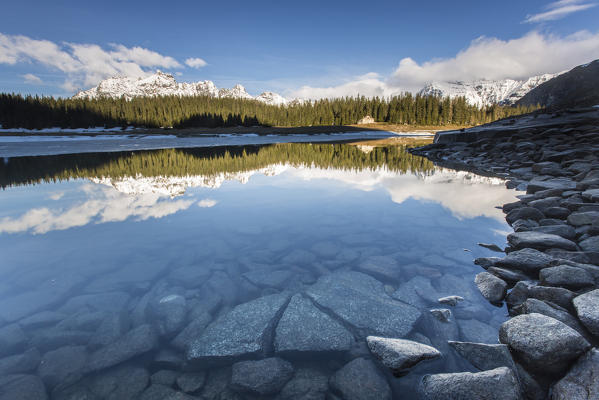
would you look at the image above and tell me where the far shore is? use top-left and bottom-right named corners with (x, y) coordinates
top-left (0, 122), bottom-right (471, 137)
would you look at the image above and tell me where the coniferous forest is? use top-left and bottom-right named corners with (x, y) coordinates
top-left (0, 93), bottom-right (539, 130)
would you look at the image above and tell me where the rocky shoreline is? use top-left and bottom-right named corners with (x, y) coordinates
top-left (409, 107), bottom-right (599, 399)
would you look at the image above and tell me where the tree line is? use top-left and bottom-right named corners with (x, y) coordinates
top-left (1, 143), bottom-right (434, 188)
top-left (0, 93), bottom-right (539, 130)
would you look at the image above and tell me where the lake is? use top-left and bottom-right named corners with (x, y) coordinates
top-left (0, 140), bottom-right (518, 399)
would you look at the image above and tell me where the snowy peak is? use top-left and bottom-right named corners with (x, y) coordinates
top-left (74, 71), bottom-right (288, 105)
top-left (418, 72), bottom-right (564, 107)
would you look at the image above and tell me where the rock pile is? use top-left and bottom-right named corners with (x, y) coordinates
top-left (411, 108), bottom-right (599, 399)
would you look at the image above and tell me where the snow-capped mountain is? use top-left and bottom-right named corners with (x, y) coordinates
top-left (73, 71), bottom-right (288, 106)
top-left (418, 73), bottom-right (563, 107)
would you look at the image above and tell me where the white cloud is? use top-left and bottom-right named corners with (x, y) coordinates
top-left (185, 57), bottom-right (208, 69)
top-left (292, 30), bottom-right (599, 99)
top-left (0, 184), bottom-right (193, 234)
top-left (525, 0), bottom-right (597, 23)
top-left (22, 73), bottom-right (42, 84)
top-left (0, 33), bottom-right (186, 93)
top-left (198, 198), bottom-right (218, 208)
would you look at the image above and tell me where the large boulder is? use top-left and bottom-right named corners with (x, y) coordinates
top-left (495, 248), bottom-right (554, 274)
top-left (474, 272), bottom-right (507, 303)
top-left (448, 341), bottom-right (516, 371)
top-left (187, 293), bottom-right (290, 364)
top-left (274, 294), bottom-right (354, 355)
top-left (513, 298), bottom-right (590, 339)
top-left (329, 358), bottom-right (391, 400)
top-left (506, 207), bottom-right (545, 225)
top-left (573, 289), bottom-right (599, 336)
top-left (507, 232), bottom-right (578, 251)
top-left (418, 367), bottom-right (521, 400)
top-left (366, 336), bottom-right (440, 374)
top-left (230, 357), bottom-right (294, 396)
top-left (551, 349), bottom-right (599, 400)
top-left (539, 265), bottom-right (594, 289)
top-left (499, 313), bottom-right (590, 375)
top-left (306, 271), bottom-right (421, 338)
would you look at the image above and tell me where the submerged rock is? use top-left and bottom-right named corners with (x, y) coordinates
top-left (275, 367), bottom-right (328, 400)
top-left (148, 294), bottom-right (187, 338)
top-left (573, 289), bottom-right (599, 336)
top-left (187, 293), bottom-right (290, 364)
top-left (0, 324), bottom-right (26, 358)
top-left (329, 358), bottom-right (391, 400)
top-left (0, 374), bottom-right (48, 400)
top-left (38, 345), bottom-right (87, 390)
top-left (356, 256), bottom-right (401, 282)
top-left (419, 367), bottom-right (521, 400)
top-left (274, 294), bottom-right (354, 355)
top-left (230, 357), bottom-right (294, 395)
top-left (0, 349), bottom-right (40, 376)
top-left (366, 336), bottom-right (441, 374)
top-left (438, 295), bottom-right (464, 306)
top-left (86, 324), bottom-right (158, 373)
top-left (176, 372), bottom-right (206, 393)
top-left (551, 348), bottom-right (599, 400)
top-left (499, 313), bottom-right (590, 375)
top-left (307, 271), bottom-right (421, 338)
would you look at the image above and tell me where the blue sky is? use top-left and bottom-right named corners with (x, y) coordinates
top-left (1, 0), bottom-right (598, 97)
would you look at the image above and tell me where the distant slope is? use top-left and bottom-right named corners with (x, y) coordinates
top-left (517, 60), bottom-right (599, 109)
top-left (418, 73), bottom-right (561, 108)
top-left (74, 71), bottom-right (288, 106)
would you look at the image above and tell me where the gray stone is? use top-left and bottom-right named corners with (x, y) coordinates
top-left (419, 367), bottom-right (521, 400)
top-left (487, 267), bottom-right (530, 284)
top-left (430, 309), bottom-right (451, 323)
top-left (513, 298), bottom-right (590, 339)
top-left (0, 324), bottom-right (26, 357)
top-left (0, 349), bottom-right (41, 376)
top-left (307, 271), bottom-right (421, 338)
top-left (356, 256), bottom-right (401, 282)
top-left (527, 177), bottom-right (576, 194)
top-left (148, 294), bottom-right (187, 338)
top-left (495, 248), bottom-right (554, 274)
top-left (55, 310), bottom-right (106, 332)
top-left (167, 266), bottom-right (211, 289)
top-left (153, 349), bottom-right (184, 370)
top-left (544, 207), bottom-right (571, 219)
top-left (506, 281), bottom-right (577, 311)
top-left (38, 345), bottom-right (87, 390)
top-left (243, 270), bottom-right (293, 289)
top-left (530, 225), bottom-right (576, 240)
top-left (59, 292), bottom-right (131, 314)
top-left (551, 349), bottom-right (599, 400)
top-left (329, 358), bottom-right (391, 400)
top-left (176, 372), bottom-right (206, 393)
top-left (568, 211), bottom-right (599, 226)
top-left (506, 207), bottom-right (545, 225)
top-left (86, 324), bottom-right (158, 372)
top-left (507, 231), bottom-right (578, 251)
top-left (170, 311), bottom-right (212, 351)
top-left (458, 319), bottom-right (498, 344)
top-left (475, 272), bottom-right (507, 303)
top-left (198, 368), bottom-right (230, 400)
top-left (0, 375), bottom-right (48, 400)
top-left (274, 294), bottom-right (354, 354)
top-left (231, 357), bottom-right (294, 395)
top-left (539, 265), bottom-right (594, 289)
top-left (275, 367), bottom-right (328, 400)
top-left (438, 296), bottom-right (464, 306)
top-left (579, 235), bottom-right (599, 252)
top-left (573, 289), bottom-right (599, 336)
top-left (499, 313), bottom-right (591, 375)
top-left (581, 188), bottom-right (599, 201)
top-left (449, 341), bottom-right (516, 372)
top-left (151, 370), bottom-right (179, 386)
top-left (187, 293), bottom-right (290, 363)
top-left (514, 362), bottom-right (546, 400)
top-left (366, 336), bottom-right (441, 373)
